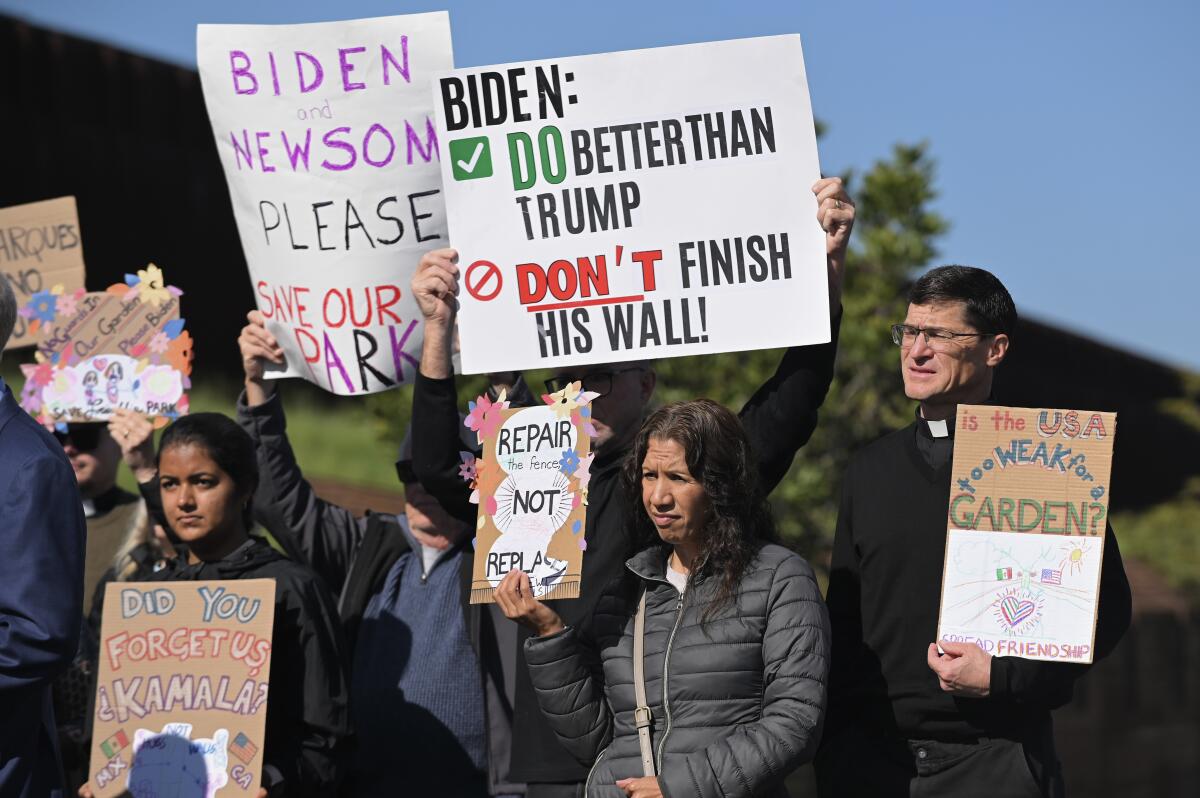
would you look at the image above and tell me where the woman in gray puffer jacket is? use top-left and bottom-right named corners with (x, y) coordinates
top-left (496, 399), bottom-right (831, 798)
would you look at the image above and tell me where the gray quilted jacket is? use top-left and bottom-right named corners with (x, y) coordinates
top-left (524, 542), bottom-right (830, 798)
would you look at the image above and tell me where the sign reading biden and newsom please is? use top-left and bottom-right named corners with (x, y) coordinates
top-left (433, 35), bottom-right (830, 374)
top-left (937, 405), bottom-right (1117, 664)
top-left (198, 14), bottom-right (453, 395)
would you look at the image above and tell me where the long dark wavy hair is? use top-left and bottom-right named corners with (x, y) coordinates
top-left (622, 399), bottom-right (777, 618)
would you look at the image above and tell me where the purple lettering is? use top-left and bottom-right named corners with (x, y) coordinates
top-left (338, 46), bottom-right (367, 92)
top-left (229, 51), bottom-right (258, 95)
top-left (405, 118), bottom-right (439, 164)
top-left (323, 331), bottom-right (354, 393)
top-left (362, 123), bottom-right (396, 167)
top-left (231, 130), bottom-right (254, 170)
top-left (255, 131), bottom-right (276, 173)
top-left (295, 51), bottom-right (324, 93)
top-left (320, 127), bottom-right (357, 171)
top-left (281, 129), bottom-right (312, 171)
top-left (381, 38), bottom-right (410, 85)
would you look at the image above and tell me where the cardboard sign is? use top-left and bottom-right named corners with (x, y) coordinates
top-left (434, 34), bottom-right (829, 374)
top-left (463, 382), bottom-right (594, 603)
top-left (17, 266), bottom-right (192, 425)
top-left (0, 196), bottom-right (87, 350)
top-left (937, 405), bottom-right (1118, 663)
top-left (88, 579), bottom-right (276, 797)
top-left (197, 13), bottom-right (454, 396)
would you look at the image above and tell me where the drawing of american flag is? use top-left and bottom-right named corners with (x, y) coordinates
top-left (230, 732), bottom-right (258, 764)
top-left (1041, 569), bottom-right (1062, 585)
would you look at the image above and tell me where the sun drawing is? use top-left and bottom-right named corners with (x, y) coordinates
top-left (1059, 541), bottom-right (1089, 575)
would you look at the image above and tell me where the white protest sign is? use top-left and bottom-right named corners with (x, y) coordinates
top-left (198, 13), bottom-right (453, 395)
top-left (434, 35), bottom-right (828, 374)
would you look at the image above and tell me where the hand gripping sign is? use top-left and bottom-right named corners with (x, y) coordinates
top-left (197, 13), bottom-right (453, 395)
top-left (937, 405), bottom-right (1117, 664)
top-left (433, 34), bottom-right (830, 374)
top-left (463, 382), bottom-right (596, 603)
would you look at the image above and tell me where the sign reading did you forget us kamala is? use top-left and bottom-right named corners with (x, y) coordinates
top-left (198, 13), bottom-right (452, 396)
top-left (434, 35), bottom-right (830, 374)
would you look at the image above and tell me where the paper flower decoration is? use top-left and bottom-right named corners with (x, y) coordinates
top-left (559, 448), bottom-right (581, 475)
top-left (148, 332), bottom-right (171, 354)
top-left (140, 365), bottom-right (184, 405)
top-left (543, 381), bottom-right (582, 420)
top-left (25, 290), bottom-right (57, 323)
top-left (573, 452), bottom-right (595, 491)
top-left (55, 288), bottom-right (83, 317)
top-left (40, 368), bottom-right (82, 408)
top-left (465, 389), bottom-right (509, 440)
top-left (135, 263), bottom-right (172, 306)
top-left (571, 406), bottom-right (599, 438)
top-left (165, 330), bottom-right (193, 374)
top-left (458, 451), bottom-right (477, 484)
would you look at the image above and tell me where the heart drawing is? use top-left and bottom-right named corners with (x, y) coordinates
top-left (1000, 596), bottom-right (1037, 626)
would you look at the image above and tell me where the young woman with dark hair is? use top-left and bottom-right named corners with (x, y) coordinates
top-left (105, 412), bottom-right (351, 798)
top-left (496, 399), bottom-right (831, 798)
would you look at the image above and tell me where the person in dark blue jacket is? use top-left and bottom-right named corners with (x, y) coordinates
top-left (0, 277), bottom-right (87, 798)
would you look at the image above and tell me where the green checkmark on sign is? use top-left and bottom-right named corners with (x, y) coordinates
top-left (449, 136), bottom-right (492, 181)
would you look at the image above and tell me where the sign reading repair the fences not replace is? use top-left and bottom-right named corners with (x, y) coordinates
top-left (937, 405), bottom-right (1117, 665)
top-left (88, 580), bottom-right (276, 798)
top-left (198, 13), bottom-right (453, 396)
top-left (434, 35), bottom-right (829, 374)
top-left (462, 382), bottom-right (594, 603)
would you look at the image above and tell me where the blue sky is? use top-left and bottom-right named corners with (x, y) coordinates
top-left (3, 0), bottom-right (1197, 369)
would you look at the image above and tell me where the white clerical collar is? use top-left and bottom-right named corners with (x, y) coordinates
top-left (81, 498), bottom-right (97, 518)
top-left (926, 418), bottom-right (949, 438)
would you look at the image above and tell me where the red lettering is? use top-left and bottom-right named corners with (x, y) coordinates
top-left (631, 249), bottom-right (662, 291)
top-left (323, 289), bottom-right (347, 327)
top-left (517, 263), bottom-right (547, 304)
top-left (375, 285), bottom-right (403, 324)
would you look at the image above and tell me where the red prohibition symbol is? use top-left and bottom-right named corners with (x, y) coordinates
top-left (465, 259), bottom-right (503, 302)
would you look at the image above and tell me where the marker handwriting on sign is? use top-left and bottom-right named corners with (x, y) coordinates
top-left (199, 585), bottom-right (263, 624)
top-left (95, 674), bottom-right (270, 723)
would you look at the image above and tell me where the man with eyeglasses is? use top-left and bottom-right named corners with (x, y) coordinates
top-left (410, 177), bottom-right (854, 798)
top-left (0, 276), bottom-right (86, 798)
top-left (817, 265), bottom-right (1131, 797)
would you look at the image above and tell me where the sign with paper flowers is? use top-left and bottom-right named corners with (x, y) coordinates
top-left (18, 264), bottom-right (193, 425)
top-left (464, 381), bottom-right (595, 603)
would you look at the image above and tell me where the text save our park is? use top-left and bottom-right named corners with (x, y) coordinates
top-left (197, 13), bottom-right (452, 396)
top-left (435, 35), bottom-right (832, 374)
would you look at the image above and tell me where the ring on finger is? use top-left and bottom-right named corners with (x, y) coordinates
top-left (834, 199), bottom-right (844, 210)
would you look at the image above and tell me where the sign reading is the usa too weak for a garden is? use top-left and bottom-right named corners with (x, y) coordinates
top-left (937, 405), bottom-right (1117, 665)
top-left (434, 35), bottom-right (829, 374)
top-left (198, 14), bottom-right (453, 395)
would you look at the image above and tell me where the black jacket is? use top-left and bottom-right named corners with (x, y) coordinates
top-left (824, 418), bottom-right (1133, 742)
top-left (152, 539), bottom-right (352, 797)
top-left (411, 316), bottom-right (841, 784)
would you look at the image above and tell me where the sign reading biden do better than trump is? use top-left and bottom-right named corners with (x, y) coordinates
top-left (88, 580), bottom-right (276, 798)
top-left (937, 405), bottom-right (1117, 665)
top-left (434, 35), bottom-right (830, 374)
top-left (198, 14), bottom-right (453, 395)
